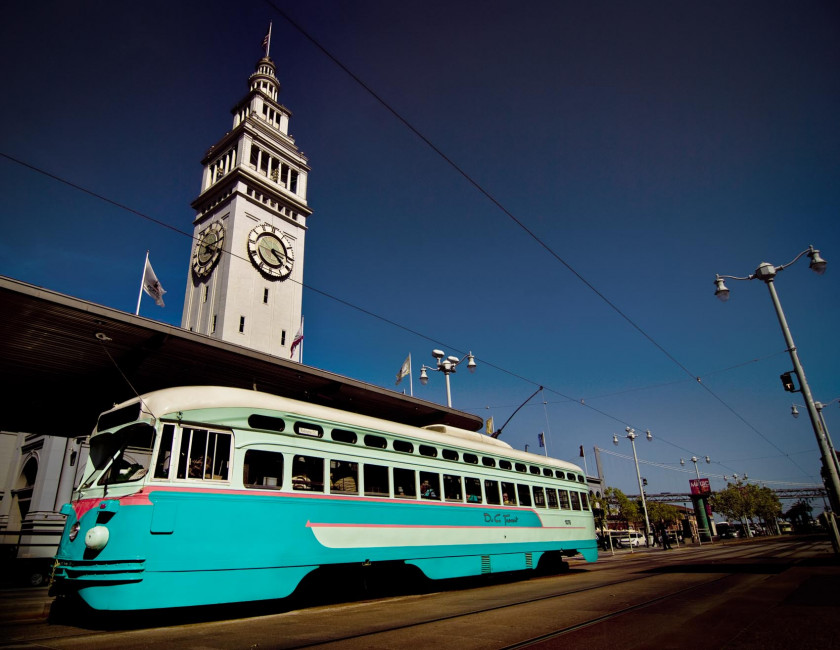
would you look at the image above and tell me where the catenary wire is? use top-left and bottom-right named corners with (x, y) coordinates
top-left (259, 5), bottom-right (819, 483)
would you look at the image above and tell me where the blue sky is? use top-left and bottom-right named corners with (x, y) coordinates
top-left (2, 1), bottom-right (839, 508)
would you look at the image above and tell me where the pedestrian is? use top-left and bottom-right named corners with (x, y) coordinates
top-left (659, 520), bottom-right (672, 550)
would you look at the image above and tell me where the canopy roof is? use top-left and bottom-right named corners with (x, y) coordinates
top-left (0, 276), bottom-right (483, 437)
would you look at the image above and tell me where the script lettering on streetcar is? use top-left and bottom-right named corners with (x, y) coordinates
top-left (484, 512), bottom-right (520, 525)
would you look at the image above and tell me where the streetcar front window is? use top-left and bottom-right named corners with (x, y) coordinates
top-left (82, 423), bottom-right (155, 488)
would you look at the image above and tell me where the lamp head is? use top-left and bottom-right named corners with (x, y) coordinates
top-left (612, 434), bottom-right (619, 446)
top-left (808, 246), bottom-right (827, 275)
top-left (705, 456), bottom-right (711, 464)
top-left (791, 404), bottom-right (799, 418)
top-left (754, 262), bottom-right (777, 282)
top-left (691, 456), bottom-right (698, 463)
top-left (466, 352), bottom-right (476, 373)
top-left (432, 349), bottom-right (445, 360)
top-left (645, 430), bottom-right (653, 441)
top-left (714, 275), bottom-right (730, 302)
top-left (680, 458), bottom-right (685, 466)
top-left (446, 355), bottom-right (460, 365)
top-left (419, 367), bottom-right (429, 385)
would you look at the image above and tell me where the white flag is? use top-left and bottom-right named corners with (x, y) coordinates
top-left (142, 257), bottom-right (166, 307)
top-left (290, 317), bottom-right (304, 359)
top-left (396, 354), bottom-right (411, 385)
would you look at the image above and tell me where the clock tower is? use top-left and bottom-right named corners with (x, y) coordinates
top-left (182, 51), bottom-right (311, 360)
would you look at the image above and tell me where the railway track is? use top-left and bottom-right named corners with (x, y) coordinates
top-left (0, 537), bottom-right (832, 649)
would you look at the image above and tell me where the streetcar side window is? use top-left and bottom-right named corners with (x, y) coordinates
top-left (420, 471), bottom-right (441, 500)
top-left (364, 434), bottom-right (387, 449)
top-left (465, 477), bottom-right (482, 503)
top-left (580, 492), bottom-right (590, 510)
top-left (514, 463), bottom-right (527, 473)
top-left (502, 481), bottom-right (517, 505)
top-left (330, 460), bottom-right (358, 495)
top-left (394, 467), bottom-right (416, 498)
top-left (419, 445), bottom-right (438, 458)
top-left (363, 463), bottom-right (390, 497)
top-left (176, 428), bottom-right (231, 481)
top-left (570, 491), bottom-right (582, 511)
top-left (533, 486), bottom-right (546, 508)
top-left (154, 424), bottom-right (175, 479)
top-left (292, 455), bottom-right (324, 491)
top-left (499, 460), bottom-right (512, 470)
top-left (442, 449), bottom-right (459, 461)
top-left (517, 484), bottom-right (532, 507)
top-left (243, 449), bottom-right (283, 489)
top-left (558, 489), bottom-right (571, 509)
top-left (331, 429), bottom-right (357, 444)
top-left (484, 479), bottom-right (501, 505)
top-left (393, 440), bottom-right (414, 453)
top-left (555, 470), bottom-right (565, 479)
top-left (248, 414), bottom-right (285, 432)
top-left (546, 488), bottom-right (559, 509)
top-left (443, 474), bottom-right (462, 501)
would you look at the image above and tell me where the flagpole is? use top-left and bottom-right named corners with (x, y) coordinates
top-left (136, 250), bottom-right (149, 316)
top-left (266, 22), bottom-right (272, 58)
top-left (409, 353), bottom-right (413, 397)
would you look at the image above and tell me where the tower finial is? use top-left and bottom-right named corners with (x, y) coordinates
top-left (262, 22), bottom-right (272, 58)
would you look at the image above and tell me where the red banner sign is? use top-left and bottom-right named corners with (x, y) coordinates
top-left (689, 478), bottom-right (711, 495)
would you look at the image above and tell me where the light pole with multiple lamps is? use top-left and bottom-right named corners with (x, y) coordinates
top-left (792, 398), bottom-right (840, 481)
top-left (681, 455), bottom-right (715, 540)
top-left (715, 244), bottom-right (840, 552)
top-left (419, 349), bottom-right (476, 408)
top-left (613, 427), bottom-right (652, 546)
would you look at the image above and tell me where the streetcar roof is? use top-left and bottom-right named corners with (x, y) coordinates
top-left (100, 385), bottom-right (585, 472)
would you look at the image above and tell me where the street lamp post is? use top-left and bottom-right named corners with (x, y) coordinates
top-left (613, 427), bottom-right (653, 547)
top-left (419, 349), bottom-right (476, 408)
top-left (715, 245), bottom-right (840, 553)
top-left (792, 399), bottom-right (840, 481)
top-left (681, 455), bottom-right (715, 539)
top-left (680, 455), bottom-right (711, 480)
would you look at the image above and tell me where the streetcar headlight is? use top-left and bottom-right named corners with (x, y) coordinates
top-left (84, 525), bottom-right (110, 550)
top-left (68, 522), bottom-right (80, 541)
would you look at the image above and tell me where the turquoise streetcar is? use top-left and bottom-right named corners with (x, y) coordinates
top-left (51, 386), bottom-right (598, 610)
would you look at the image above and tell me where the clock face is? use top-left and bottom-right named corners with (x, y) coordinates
top-left (248, 223), bottom-right (294, 279)
top-left (192, 221), bottom-right (225, 278)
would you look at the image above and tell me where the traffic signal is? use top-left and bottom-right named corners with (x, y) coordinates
top-left (642, 477), bottom-right (648, 487)
top-left (780, 371), bottom-right (797, 393)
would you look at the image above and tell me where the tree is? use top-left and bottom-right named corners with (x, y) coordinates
top-left (785, 499), bottom-right (813, 531)
top-left (754, 486), bottom-right (782, 532)
top-left (604, 487), bottom-right (640, 528)
top-left (711, 481), bottom-right (783, 535)
top-left (647, 501), bottom-right (679, 526)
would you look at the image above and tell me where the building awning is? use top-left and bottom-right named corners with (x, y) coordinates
top-left (0, 276), bottom-right (484, 437)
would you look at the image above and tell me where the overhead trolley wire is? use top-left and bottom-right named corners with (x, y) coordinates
top-left (263, 3), bottom-right (818, 482)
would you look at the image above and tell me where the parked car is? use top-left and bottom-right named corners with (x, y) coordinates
top-left (616, 531), bottom-right (645, 547)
